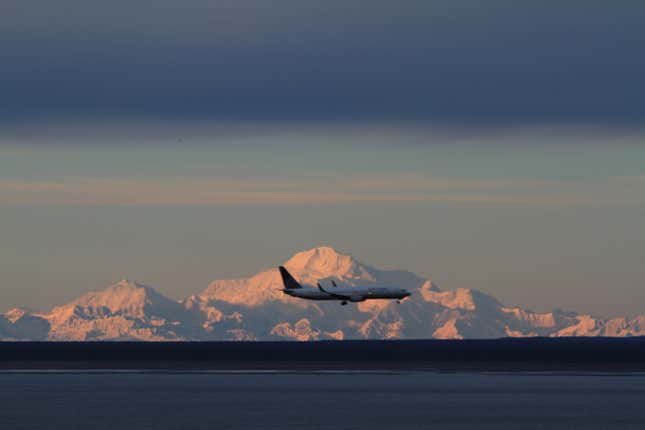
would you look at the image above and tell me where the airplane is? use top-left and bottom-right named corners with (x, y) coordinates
top-left (279, 266), bottom-right (411, 305)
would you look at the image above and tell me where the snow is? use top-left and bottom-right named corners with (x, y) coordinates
top-left (2, 246), bottom-right (644, 341)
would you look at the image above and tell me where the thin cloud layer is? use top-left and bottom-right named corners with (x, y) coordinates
top-left (1, 175), bottom-right (642, 207)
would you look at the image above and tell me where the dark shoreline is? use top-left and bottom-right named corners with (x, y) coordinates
top-left (1, 337), bottom-right (644, 371)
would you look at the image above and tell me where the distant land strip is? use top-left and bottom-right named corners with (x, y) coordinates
top-left (1, 338), bottom-right (644, 371)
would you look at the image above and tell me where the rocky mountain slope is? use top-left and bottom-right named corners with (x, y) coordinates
top-left (2, 246), bottom-right (643, 340)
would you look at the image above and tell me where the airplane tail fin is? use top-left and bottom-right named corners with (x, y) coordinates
top-left (279, 266), bottom-right (302, 289)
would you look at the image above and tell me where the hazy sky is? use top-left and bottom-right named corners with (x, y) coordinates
top-left (1, 1), bottom-right (644, 317)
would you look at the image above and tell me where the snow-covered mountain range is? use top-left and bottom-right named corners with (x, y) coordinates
top-left (1, 246), bottom-right (643, 340)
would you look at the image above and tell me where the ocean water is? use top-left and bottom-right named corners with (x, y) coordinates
top-left (1, 371), bottom-right (644, 430)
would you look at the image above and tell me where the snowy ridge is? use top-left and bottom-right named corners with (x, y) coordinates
top-left (1, 247), bottom-right (643, 340)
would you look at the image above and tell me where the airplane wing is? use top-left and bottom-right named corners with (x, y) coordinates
top-left (317, 283), bottom-right (351, 300)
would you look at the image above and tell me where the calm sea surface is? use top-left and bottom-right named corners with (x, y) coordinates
top-left (1, 371), bottom-right (644, 429)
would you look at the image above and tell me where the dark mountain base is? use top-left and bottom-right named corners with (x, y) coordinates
top-left (1, 337), bottom-right (645, 371)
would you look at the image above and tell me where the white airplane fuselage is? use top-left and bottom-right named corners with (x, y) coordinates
top-left (283, 286), bottom-right (410, 301)
top-left (279, 266), bottom-right (411, 304)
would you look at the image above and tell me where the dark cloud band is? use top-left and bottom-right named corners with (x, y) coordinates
top-left (2, 0), bottom-right (644, 124)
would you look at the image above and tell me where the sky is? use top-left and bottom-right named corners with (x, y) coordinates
top-left (1, 1), bottom-right (644, 317)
